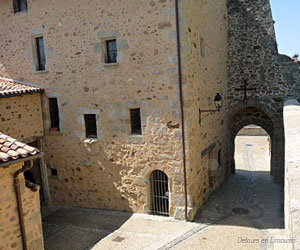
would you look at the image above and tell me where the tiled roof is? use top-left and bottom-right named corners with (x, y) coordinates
top-left (0, 78), bottom-right (43, 97)
top-left (0, 133), bottom-right (40, 165)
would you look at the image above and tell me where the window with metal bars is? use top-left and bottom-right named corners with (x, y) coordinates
top-left (49, 98), bottom-right (60, 131)
top-left (130, 109), bottom-right (142, 135)
top-left (84, 114), bottom-right (97, 138)
top-left (106, 39), bottom-right (117, 63)
top-left (35, 37), bottom-right (46, 71)
top-left (150, 170), bottom-right (169, 216)
top-left (13, 0), bottom-right (27, 13)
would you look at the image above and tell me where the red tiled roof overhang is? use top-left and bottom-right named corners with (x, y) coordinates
top-left (0, 78), bottom-right (43, 98)
top-left (0, 133), bottom-right (41, 166)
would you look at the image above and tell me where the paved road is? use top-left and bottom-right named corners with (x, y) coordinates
top-left (42, 136), bottom-right (287, 250)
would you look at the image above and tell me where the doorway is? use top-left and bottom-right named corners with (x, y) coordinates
top-left (150, 170), bottom-right (169, 216)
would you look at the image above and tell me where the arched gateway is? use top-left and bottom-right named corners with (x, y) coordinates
top-left (228, 102), bottom-right (284, 182)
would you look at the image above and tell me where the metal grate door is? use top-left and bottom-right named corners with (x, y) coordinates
top-left (150, 170), bottom-right (169, 216)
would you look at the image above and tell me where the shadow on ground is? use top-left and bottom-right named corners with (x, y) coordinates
top-left (195, 169), bottom-right (284, 230)
top-left (42, 207), bottom-right (133, 250)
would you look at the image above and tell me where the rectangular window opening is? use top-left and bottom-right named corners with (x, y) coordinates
top-left (106, 39), bottom-right (117, 64)
top-left (200, 38), bottom-right (205, 57)
top-left (84, 114), bottom-right (97, 138)
top-left (13, 0), bottom-right (28, 13)
top-left (35, 37), bottom-right (46, 71)
top-left (49, 98), bottom-right (60, 131)
top-left (130, 109), bottom-right (142, 135)
top-left (51, 168), bottom-right (58, 177)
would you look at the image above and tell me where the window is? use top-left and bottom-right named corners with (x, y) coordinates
top-left (13, 0), bottom-right (27, 13)
top-left (35, 37), bottom-right (46, 71)
top-left (49, 98), bottom-right (60, 131)
top-left (130, 109), bottom-right (142, 135)
top-left (51, 168), bottom-right (58, 177)
top-left (218, 149), bottom-right (222, 168)
top-left (84, 114), bottom-right (97, 138)
top-left (200, 37), bottom-right (205, 57)
top-left (106, 39), bottom-right (117, 63)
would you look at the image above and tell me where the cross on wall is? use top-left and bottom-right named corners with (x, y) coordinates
top-left (235, 79), bottom-right (257, 100)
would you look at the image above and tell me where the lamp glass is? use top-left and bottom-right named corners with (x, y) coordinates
top-left (214, 93), bottom-right (223, 110)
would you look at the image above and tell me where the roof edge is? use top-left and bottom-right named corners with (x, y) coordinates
top-left (0, 152), bottom-right (43, 168)
top-left (0, 77), bottom-right (44, 90)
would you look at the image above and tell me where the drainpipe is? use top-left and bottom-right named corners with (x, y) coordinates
top-left (175, 0), bottom-right (188, 221)
top-left (14, 160), bottom-right (33, 250)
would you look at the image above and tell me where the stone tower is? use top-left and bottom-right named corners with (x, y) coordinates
top-left (226, 0), bottom-right (300, 182)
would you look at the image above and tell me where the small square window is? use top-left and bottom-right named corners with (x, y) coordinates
top-left (130, 109), bottom-right (142, 135)
top-left (51, 168), bottom-right (58, 177)
top-left (49, 98), bottom-right (60, 131)
top-left (13, 0), bottom-right (27, 13)
top-left (105, 39), bottom-right (117, 64)
top-left (33, 36), bottom-right (46, 71)
top-left (84, 114), bottom-right (97, 138)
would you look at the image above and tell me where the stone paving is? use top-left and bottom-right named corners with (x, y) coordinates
top-left (42, 135), bottom-right (288, 250)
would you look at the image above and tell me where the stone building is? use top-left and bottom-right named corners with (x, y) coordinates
top-left (0, 78), bottom-right (51, 205)
top-left (0, 0), bottom-right (300, 228)
top-left (0, 133), bottom-right (44, 250)
top-left (0, 0), bottom-right (228, 220)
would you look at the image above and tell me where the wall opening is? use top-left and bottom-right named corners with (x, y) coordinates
top-left (235, 124), bottom-right (271, 174)
top-left (150, 170), bottom-right (169, 216)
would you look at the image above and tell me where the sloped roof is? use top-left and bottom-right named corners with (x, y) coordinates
top-left (0, 133), bottom-right (40, 166)
top-left (0, 78), bottom-right (43, 98)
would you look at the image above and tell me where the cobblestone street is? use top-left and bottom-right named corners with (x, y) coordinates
top-left (168, 135), bottom-right (286, 250)
top-left (42, 135), bottom-right (287, 250)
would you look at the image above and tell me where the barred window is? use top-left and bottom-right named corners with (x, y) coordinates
top-left (130, 109), bottom-right (142, 135)
top-left (84, 114), bottom-right (97, 138)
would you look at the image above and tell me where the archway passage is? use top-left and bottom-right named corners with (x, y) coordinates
top-left (231, 124), bottom-right (284, 228)
top-left (228, 106), bottom-right (284, 181)
top-left (235, 125), bottom-right (271, 173)
top-left (150, 170), bottom-right (169, 216)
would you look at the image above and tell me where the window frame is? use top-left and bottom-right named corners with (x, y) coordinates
top-left (35, 37), bottom-right (46, 71)
top-left (48, 98), bottom-right (60, 131)
top-left (102, 38), bottom-right (118, 64)
top-left (130, 108), bottom-right (142, 135)
top-left (84, 114), bottom-right (98, 139)
top-left (13, 0), bottom-right (28, 13)
top-left (200, 37), bottom-right (205, 57)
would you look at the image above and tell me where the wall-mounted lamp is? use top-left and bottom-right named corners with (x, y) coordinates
top-left (199, 93), bottom-right (223, 124)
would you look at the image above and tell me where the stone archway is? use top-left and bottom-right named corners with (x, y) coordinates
top-left (227, 102), bottom-right (284, 182)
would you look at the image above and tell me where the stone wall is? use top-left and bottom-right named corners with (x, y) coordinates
top-left (0, 0), bottom-right (231, 219)
top-left (0, 162), bottom-right (44, 250)
top-left (226, 0), bottom-right (300, 181)
top-left (0, 0), bottom-right (185, 217)
top-left (0, 93), bottom-right (43, 140)
top-left (283, 99), bottom-right (300, 250)
top-left (179, 0), bottom-right (228, 218)
top-left (237, 125), bottom-right (268, 136)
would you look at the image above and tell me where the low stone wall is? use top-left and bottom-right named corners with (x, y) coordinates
top-left (237, 125), bottom-right (268, 136)
top-left (0, 162), bottom-right (44, 250)
top-left (284, 99), bottom-right (300, 250)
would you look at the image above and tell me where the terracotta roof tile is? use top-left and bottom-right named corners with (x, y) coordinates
top-left (0, 78), bottom-right (43, 98)
top-left (0, 133), bottom-right (40, 165)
